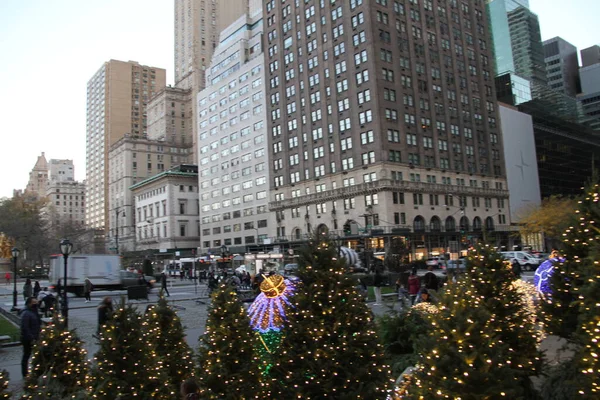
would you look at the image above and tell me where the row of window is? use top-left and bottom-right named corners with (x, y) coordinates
top-left (200, 205), bottom-right (268, 225)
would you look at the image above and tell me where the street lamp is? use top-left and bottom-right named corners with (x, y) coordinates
top-left (60, 239), bottom-right (73, 327)
top-left (11, 247), bottom-right (19, 311)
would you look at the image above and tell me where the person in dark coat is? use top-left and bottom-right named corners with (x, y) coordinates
top-left (23, 278), bottom-right (33, 302)
top-left (160, 272), bottom-right (170, 297)
top-left (180, 378), bottom-right (200, 400)
top-left (423, 266), bottom-right (439, 292)
top-left (97, 296), bottom-right (113, 334)
top-left (84, 278), bottom-right (93, 302)
top-left (33, 281), bottom-right (41, 299)
top-left (511, 259), bottom-right (522, 279)
top-left (20, 297), bottom-right (41, 377)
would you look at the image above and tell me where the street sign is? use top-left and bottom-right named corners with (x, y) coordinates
top-left (109, 247), bottom-right (117, 251)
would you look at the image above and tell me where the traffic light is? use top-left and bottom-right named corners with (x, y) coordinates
top-left (343, 222), bottom-right (351, 235)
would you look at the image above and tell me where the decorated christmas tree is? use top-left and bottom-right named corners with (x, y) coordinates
top-left (406, 245), bottom-right (542, 399)
top-left (197, 283), bottom-right (261, 399)
top-left (0, 370), bottom-right (10, 400)
top-left (22, 315), bottom-right (88, 399)
top-left (558, 184), bottom-right (600, 397)
top-left (142, 296), bottom-right (195, 393)
top-left (88, 298), bottom-right (174, 399)
top-left (268, 236), bottom-right (393, 399)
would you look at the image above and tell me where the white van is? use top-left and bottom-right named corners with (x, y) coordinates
top-left (500, 251), bottom-right (539, 271)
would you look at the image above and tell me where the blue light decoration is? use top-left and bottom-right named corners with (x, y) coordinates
top-left (248, 274), bottom-right (295, 333)
top-left (248, 274), bottom-right (296, 374)
top-left (534, 256), bottom-right (565, 294)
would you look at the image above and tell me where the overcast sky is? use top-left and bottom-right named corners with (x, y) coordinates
top-left (0, 0), bottom-right (598, 199)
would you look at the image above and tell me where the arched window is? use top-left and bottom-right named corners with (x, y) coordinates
top-left (473, 217), bottom-right (482, 231)
top-left (293, 228), bottom-right (302, 240)
top-left (459, 216), bottom-right (470, 231)
top-left (430, 216), bottom-right (441, 231)
top-left (445, 216), bottom-right (456, 232)
top-left (485, 216), bottom-right (495, 231)
top-left (316, 224), bottom-right (329, 236)
top-left (413, 216), bottom-right (426, 231)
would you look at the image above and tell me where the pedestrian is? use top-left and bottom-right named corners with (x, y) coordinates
top-left (33, 281), bottom-right (41, 298)
top-left (423, 265), bottom-right (439, 292)
top-left (161, 272), bottom-right (170, 297)
top-left (180, 378), bottom-right (200, 400)
top-left (511, 258), bottom-right (522, 279)
top-left (37, 287), bottom-right (55, 317)
top-left (97, 296), bottom-right (113, 334)
top-left (20, 297), bottom-right (41, 377)
top-left (23, 278), bottom-right (33, 302)
top-left (408, 271), bottom-right (421, 305)
top-left (5, 271), bottom-right (10, 286)
top-left (180, 269), bottom-right (185, 281)
top-left (373, 266), bottom-right (384, 305)
top-left (84, 278), bottom-right (93, 302)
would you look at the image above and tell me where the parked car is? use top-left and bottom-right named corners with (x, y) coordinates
top-left (446, 258), bottom-right (466, 272)
top-left (426, 256), bottom-right (447, 269)
top-left (500, 251), bottom-right (539, 271)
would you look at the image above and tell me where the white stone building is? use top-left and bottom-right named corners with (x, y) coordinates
top-left (130, 165), bottom-right (200, 252)
top-left (197, 9), bottom-right (270, 254)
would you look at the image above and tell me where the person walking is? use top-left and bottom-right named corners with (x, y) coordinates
top-left (84, 278), bottom-right (93, 302)
top-left (407, 271), bottom-right (421, 305)
top-left (160, 272), bottom-right (170, 297)
top-left (97, 296), bottom-right (113, 334)
top-left (33, 281), bottom-right (41, 298)
top-left (5, 271), bottom-right (11, 286)
top-left (20, 297), bottom-right (41, 377)
top-left (511, 259), bottom-right (522, 279)
top-left (423, 266), bottom-right (439, 292)
top-left (373, 266), bottom-right (384, 305)
top-left (23, 278), bottom-right (33, 302)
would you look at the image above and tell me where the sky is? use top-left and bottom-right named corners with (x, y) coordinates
top-left (0, 0), bottom-right (598, 199)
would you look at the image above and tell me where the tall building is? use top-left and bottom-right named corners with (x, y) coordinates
top-left (543, 37), bottom-right (579, 97)
top-left (107, 134), bottom-right (192, 252)
top-left (486, 0), bottom-right (533, 105)
top-left (25, 152), bottom-right (48, 198)
top-left (48, 159), bottom-right (75, 182)
top-left (45, 181), bottom-right (86, 228)
top-left (85, 60), bottom-right (166, 231)
top-left (507, 6), bottom-right (547, 91)
top-left (197, 7), bottom-right (267, 254)
top-left (581, 45), bottom-right (600, 68)
top-left (146, 86), bottom-right (194, 147)
top-left (264, 0), bottom-right (511, 257)
top-left (579, 47), bottom-right (600, 131)
top-left (174, 0), bottom-right (248, 164)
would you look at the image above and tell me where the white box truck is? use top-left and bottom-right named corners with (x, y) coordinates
top-left (49, 254), bottom-right (123, 296)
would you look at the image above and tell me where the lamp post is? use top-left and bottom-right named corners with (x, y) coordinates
top-left (115, 207), bottom-right (126, 254)
top-left (60, 239), bottom-right (73, 327)
top-left (11, 247), bottom-right (19, 311)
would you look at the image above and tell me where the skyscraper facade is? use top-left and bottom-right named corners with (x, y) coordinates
top-left (174, 0), bottom-right (248, 164)
top-left (85, 60), bottom-right (166, 230)
top-left (543, 37), bottom-right (579, 97)
top-left (264, 0), bottom-right (510, 256)
top-left (507, 6), bottom-right (546, 89)
top-left (196, 8), bottom-right (268, 253)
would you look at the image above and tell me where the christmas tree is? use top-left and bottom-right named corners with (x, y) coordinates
top-left (0, 370), bottom-right (10, 400)
top-left (561, 184), bottom-right (600, 397)
top-left (268, 236), bottom-right (393, 399)
top-left (406, 245), bottom-right (542, 399)
top-left (22, 315), bottom-right (88, 399)
top-left (88, 298), bottom-right (174, 399)
top-left (197, 283), bottom-right (262, 399)
top-left (142, 296), bottom-right (195, 393)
